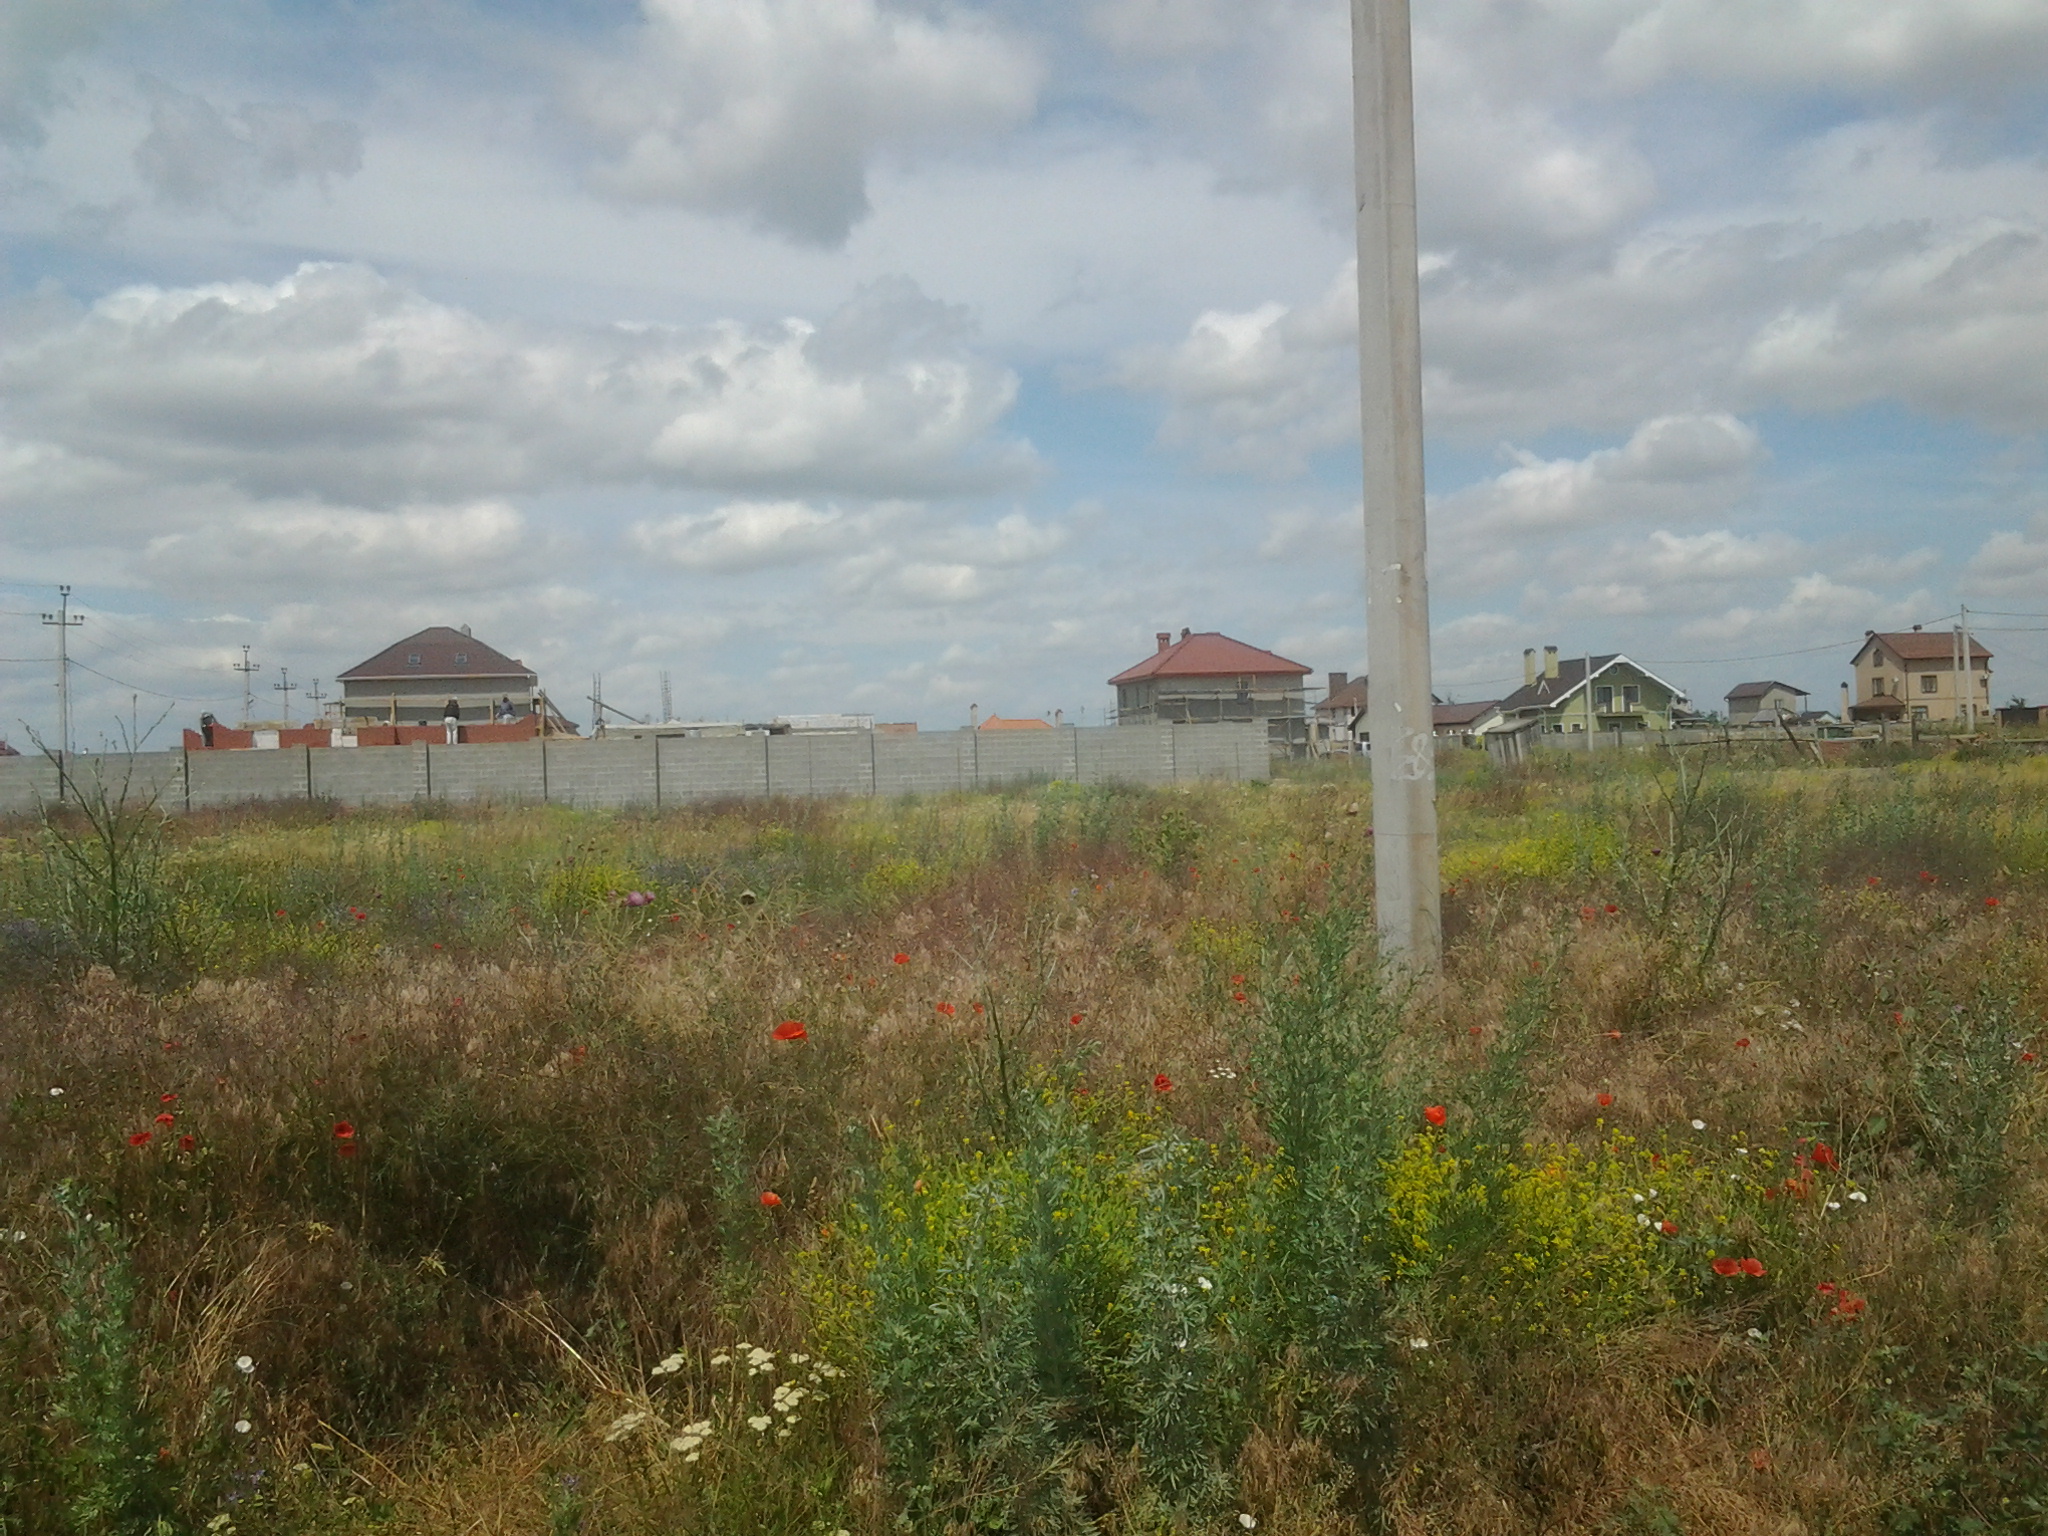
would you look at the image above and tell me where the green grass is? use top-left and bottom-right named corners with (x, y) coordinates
top-left (1, 751), bottom-right (2046, 1533)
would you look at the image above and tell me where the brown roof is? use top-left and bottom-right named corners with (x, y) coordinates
top-left (1110, 630), bottom-right (1312, 686)
top-left (338, 626), bottom-right (536, 683)
top-left (978, 715), bottom-right (1052, 730)
top-left (1725, 680), bottom-right (1808, 701)
top-left (1317, 676), bottom-right (1369, 716)
top-left (1434, 699), bottom-right (1501, 728)
top-left (1857, 630), bottom-right (1990, 664)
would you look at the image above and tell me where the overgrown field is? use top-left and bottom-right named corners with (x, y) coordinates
top-left (3, 748), bottom-right (2046, 1535)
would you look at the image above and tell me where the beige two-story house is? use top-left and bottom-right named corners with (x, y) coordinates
top-left (1848, 629), bottom-right (1990, 724)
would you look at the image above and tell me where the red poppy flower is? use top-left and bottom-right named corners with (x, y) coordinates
top-left (771, 1021), bottom-right (808, 1042)
top-left (1423, 1104), bottom-right (1447, 1128)
top-left (1815, 1281), bottom-right (1836, 1296)
top-left (1605, 1030), bottom-right (1623, 1041)
top-left (1919, 871), bottom-right (1935, 882)
top-left (160, 1092), bottom-right (177, 1103)
top-left (1740, 1257), bottom-right (1766, 1277)
top-left (163, 1040), bottom-right (180, 1051)
top-left (177, 1134), bottom-right (197, 1152)
top-left (2024, 1052), bottom-right (2038, 1063)
top-left (1580, 905), bottom-right (1597, 920)
top-left (1605, 904), bottom-right (1618, 914)
top-left (892, 952), bottom-right (909, 965)
top-left (1233, 991), bottom-right (1248, 1003)
top-left (1986, 897), bottom-right (2001, 908)
top-left (1659, 1220), bottom-right (1677, 1235)
top-left (128, 1131), bottom-right (154, 1147)
top-left (1153, 1074), bottom-right (1174, 1094)
top-left (1597, 1092), bottom-right (1614, 1108)
top-left (935, 1002), bottom-right (956, 1017)
top-left (1710, 1257), bottom-right (1742, 1277)
top-left (759, 1190), bottom-right (782, 1208)
top-left (1069, 1012), bottom-right (1083, 1026)
top-left (1834, 1294), bottom-right (1866, 1317)
top-left (154, 1111), bottom-right (175, 1126)
top-left (1812, 1142), bottom-right (1837, 1171)
top-left (1866, 876), bottom-right (1880, 887)
top-left (276, 908), bottom-right (288, 917)
top-left (972, 1003), bottom-right (984, 1014)
top-left (333, 1121), bottom-right (356, 1140)
top-left (337, 1142), bottom-right (358, 1159)
top-left (1468, 1026), bottom-right (1482, 1037)
top-left (1231, 974), bottom-right (1244, 984)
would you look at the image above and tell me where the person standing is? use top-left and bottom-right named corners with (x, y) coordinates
top-left (443, 697), bottom-right (461, 745)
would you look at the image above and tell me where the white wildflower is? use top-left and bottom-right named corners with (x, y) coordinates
top-left (1691, 1119), bottom-right (1706, 1131)
top-left (1631, 1193), bottom-right (1645, 1203)
top-left (1197, 1276), bottom-right (1214, 1291)
top-left (1848, 1190), bottom-right (1868, 1203)
top-left (1746, 1328), bottom-right (1765, 1341)
top-left (1637, 1214), bottom-right (1651, 1227)
top-left (49, 1087), bottom-right (64, 1097)
top-left (776, 1427), bottom-right (792, 1440)
top-left (1240, 1516), bottom-right (1259, 1531)
top-left (233, 1419), bottom-right (252, 1434)
top-left (651, 1352), bottom-right (686, 1377)
top-left (1407, 1337), bottom-right (1430, 1350)
top-left (788, 1353), bottom-right (810, 1365)
top-left (1826, 1201), bottom-right (1841, 1211)
top-left (604, 1410), bottom-right (649, 1442)
top-left (709, 1352), bottom-right (730, 1367)
top-left (748, 1415), bottom-right (772, 1433)
top-left (234, 1355), bottom-right (254, 1374)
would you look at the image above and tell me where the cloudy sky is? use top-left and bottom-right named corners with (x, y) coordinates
top-left (3, 0), bottom-right (2047, 743)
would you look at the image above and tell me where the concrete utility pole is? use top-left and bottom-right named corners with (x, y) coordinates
top-left (1960, 603), bottom-right (1976, 733)
top-left (273, 666), bottom-right (298, 725)
top-left (41, 585), bottom-right (83, 767)
top-left (233, 645), bottom-right (260, 727)
top-left (1351, 0), bottom-right (1441, 971)
top-left (306, 678), bottom-right (328, 719)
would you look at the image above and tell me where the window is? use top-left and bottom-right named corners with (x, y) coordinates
top-left (1236, 676), bottom-right (1253, 691)
top-left (406, 653), bottom-right (421, 666)
top-left (1912, 706), bottom-right (1928, 720)
top-left (455, 652), bottom-right (469, 665)
top-left (1920, 673), bottom-right (1938, 694)
top-left (1622, 685), bottom-right (1640, 710)
top-left (1594, 685), bottom-right (1614, 710)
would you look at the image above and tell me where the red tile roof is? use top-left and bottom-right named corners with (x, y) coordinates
top-left (1109, 631), bottom-right (1312, 686)
top-left (338, 626), bottom-right (536, 683)
top-left (978, 715), bottom-right (1051, 730)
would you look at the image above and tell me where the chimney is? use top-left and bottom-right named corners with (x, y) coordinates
top-left (1328, 671), bottom-right (1348, 696)
top-left (1543, 645), bottom-right (1560, 680)
top-left (1523, 648), bottom-right (1537, 687)
top-left (1180, 627), bottom-right (1191, 641)
top-left (1911, 623), bottom-right (1922, 632)
top-left (1840, 681), bottom-right (1851, 720)
top-left (1054, 708), bottom-right (1063, 725)
top-left (461, 623), bottom-right (472, 637)
top-left (969, 703), bottom-right (979, 729)
top-left (1156, 631), bottom-right (1171, 653)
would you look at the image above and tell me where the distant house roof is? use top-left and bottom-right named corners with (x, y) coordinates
top-left (1434, 699), bottom-right (1501, 728)
top-left (1726, 680), bottom-right (1808, 702)
top-left (1856, 630), bottom-right (1990, 664)
top-left (338, 627), bottom-right (537, 684)
top-left (1109, 630), bottom-right (1312, 686)
top-left (978, 715), bottom-right (1051, 730)
top-left (1851, 692), bottom-right (1908, 718)
top-left (1498, 654), bottom-right (1683, 715)
top-left (1316, 676), bottom-right (1370, 717)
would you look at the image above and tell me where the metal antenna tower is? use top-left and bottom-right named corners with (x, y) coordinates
top-left (233, 646), bottom-right (261, 728)
top-left (1352, 0), bottom-right (1441, 972)
top-left (273, 666), bottom-right (298, 724)
top-left (40, 585), bottom-right (84, 765)
top-left (659, 669), bottom-right (674, 724)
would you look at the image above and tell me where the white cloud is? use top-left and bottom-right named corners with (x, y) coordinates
top-left (568, 0), bottom-right (1040, 245)
top-left (0, 0), bottom-right (132, 145)
top-left (1969, 515), bottom-right (2048, 598)
top-left (1112, 262), bottom-right (1358, 474)
top-left (1598, 0), bottom-right (2048, 94)
top-left (630, 499), bottom-right (859, 573)
top-left (0, 263), bottom-right (1030, 508)
top-left (132, 81), bottom-right (362, 217)
top-left (1742, 220), bottom-right (2048, 433)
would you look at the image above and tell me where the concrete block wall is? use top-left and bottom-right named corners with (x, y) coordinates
top-left (0, 723), bottom-right (1268, 819)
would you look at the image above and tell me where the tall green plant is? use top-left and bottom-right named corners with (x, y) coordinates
top-left (49, 1184), bottom-right (168, 1536)
top-left (33, 756), bottom-right (189, 983)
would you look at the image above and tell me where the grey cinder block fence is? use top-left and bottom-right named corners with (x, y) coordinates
top-left (0, 723), bottom-right (1269, 818)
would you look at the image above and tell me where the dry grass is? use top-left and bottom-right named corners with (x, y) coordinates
top-left (2, 755), bottom-right (2046, 1533)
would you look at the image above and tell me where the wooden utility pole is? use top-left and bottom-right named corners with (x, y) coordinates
top-left (1351, 0), bottom-right (1441, 971)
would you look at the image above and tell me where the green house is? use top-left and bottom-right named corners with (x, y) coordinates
top-left (1496, 647), bottom-right (1687, 734)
